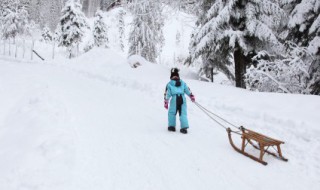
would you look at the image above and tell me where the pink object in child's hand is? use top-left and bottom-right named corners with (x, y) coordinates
top-left (164, 100), bottom-right (169, 109)
top-left (190, 94), bottom-right (195, 102)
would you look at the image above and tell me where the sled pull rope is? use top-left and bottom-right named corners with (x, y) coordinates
top-left (194, 102), bottom-right (241, 134)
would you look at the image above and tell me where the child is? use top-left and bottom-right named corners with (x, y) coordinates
top-left (164, 68), bottom-right (195, 134)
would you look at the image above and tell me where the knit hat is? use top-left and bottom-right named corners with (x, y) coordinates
top-left (170, 68), bottom-right (180, 79)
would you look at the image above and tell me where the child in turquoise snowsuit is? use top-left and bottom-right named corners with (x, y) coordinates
top-left (164, 68), bottom-right (195, 134)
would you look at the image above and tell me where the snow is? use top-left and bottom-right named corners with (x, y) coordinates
top-left (288, 0), bottom-right (315, 29)
top-left (127, 54), bottom-right (149, 68)
top-left (308, 36), bottom-right (320, 55)
top-left (1, 48), bottom-right (320, 190)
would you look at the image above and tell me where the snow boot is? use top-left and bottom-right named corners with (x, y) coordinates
top-left (180, 128), bottom-right (188, 134)
top-left (168, 126), bottom-right (176, 132)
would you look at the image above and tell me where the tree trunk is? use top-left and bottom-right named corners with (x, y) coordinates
top-left (310, 58), bottom-right (320, 95)
top-left (311, 80), bottom-right (320, 95)
top-left (234, 46), bottom-right (247, 88)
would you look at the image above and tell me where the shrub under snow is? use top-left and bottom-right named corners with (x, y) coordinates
top-left (245, 42), bottom-right (315, 94)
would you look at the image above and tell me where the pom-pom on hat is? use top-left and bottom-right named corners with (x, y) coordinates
top-left (170, 68), bottom-right (180, 79)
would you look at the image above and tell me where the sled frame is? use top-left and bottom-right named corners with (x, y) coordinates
top-left (227, 126), bottom-right (288, 165)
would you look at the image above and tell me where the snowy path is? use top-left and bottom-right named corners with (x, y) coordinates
top-left (0, 51), bottom-right (320, 190)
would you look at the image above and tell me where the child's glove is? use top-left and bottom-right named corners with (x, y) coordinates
top-left (164, 100), bottom-right (169, 109)
top-left (190, 94), bottom-right (195, 102)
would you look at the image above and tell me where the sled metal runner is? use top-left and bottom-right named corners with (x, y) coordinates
top-left (227, 126), bottom-right (288, 165)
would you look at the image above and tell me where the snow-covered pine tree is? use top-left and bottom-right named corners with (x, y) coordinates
top-left (176, 30), bottom-right (181, 46)
top-left (27, 0), bottom-right (63, 30)
top-left (93, 10), bottom-right (108, 47)
top-left (53, 24), bottom-right (61, 42)
top-left (82, 0), bottom-right (102, 17)
top-left (118, 9), bottom-right (125, 52)
top-left (57, 0), bottom-right (89, 58)
top-left (1, 0), bottom-right (29, 40)
top-left (101, 0), bottom-right (123, 11)
top-left (242, 0), bottom-right (320, 95)
top-left (189, 0), bottom-right (286, 88)
top-left (100, 0), bottom-right (110, 11)
top-left (41, 26), bottom-right (53, 42)
top-left (47, 1), bottom-right (63, 31)
top-left (286, 0), bottom-right (319, 50)
top-left (309, 59), bottom-right (320, 95)
top-left (286, 0), bottom-right (320, 95)
top-left (128, 0), bottom-right (164, 63)
top-left (0, 1), bottom-right (8, 18)
top-left (162, 0), bottom-right (201, 15)
top-left (186, 0), bottom-right (235, 82)
top-left (28, 0), bottom-right (42, 26)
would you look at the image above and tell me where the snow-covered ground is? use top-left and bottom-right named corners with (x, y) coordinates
top-left (0, 49), bottom-right (320, 190)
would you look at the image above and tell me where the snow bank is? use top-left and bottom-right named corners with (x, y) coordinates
top-left (127, 54), bottom-right (149, 68)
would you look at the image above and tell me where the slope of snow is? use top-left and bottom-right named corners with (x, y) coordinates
top-left (0, 49), bottom-right (320, 190)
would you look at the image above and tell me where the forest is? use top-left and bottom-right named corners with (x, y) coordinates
top-left (0, 0), bottom-right (319, 95)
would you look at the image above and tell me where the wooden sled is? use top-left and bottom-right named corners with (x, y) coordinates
top-left (227, 126), bottom-right (288, 165)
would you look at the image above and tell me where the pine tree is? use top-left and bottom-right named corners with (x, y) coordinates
top-left (82, 0), bottom-right (101, 17)
top-left (27, 0), bottom-right (63, 30)
top-left (162, 0), bottom-right (201, 15)
top-left (93, 10), bottom-right (108, 47)
top-left (189, 0), bottom-right (286, 88)
top-left (242, 0), bottom-right (320, 95)
top-left (41, 25), bottom-right (53, 42)
top-left (118, 9), bottom-right (125, 52)
top-left (287, 0), bottom-right (319, 50)
top-left (176, 30), bottom-right (181, 46)
top-left (53, 24), bottom-right (62, 42)
top-left (309, 59), bottom-right (320, 95)
top-left (57, 0), bottom-right (89, 58)
top-left (101, 0), bottom-right (123, 11)
top-left (1, 0), bottom-right (29, 40)
top-left (285, 0), bottom-right (320, 94)
top-left (48, 1), bottom-right (63, 31)
top-left (0, 0), bottom-right (8, 18)
top-left (128, 0), bottom-right (164, 63)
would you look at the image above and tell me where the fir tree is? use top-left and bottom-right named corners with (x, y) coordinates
top-left (128, 0), bottom-right (164, 63)
top-left (287, 0), bottom-right (319, 50)
top-left (53, 24), bottom-right (62, 42)
top-left (93, 10), bottom-right (108, 47)
top-left (242, 0), bottom-right (320, 95)
top-left (1, 0), bottom-right (29, 40)
top-left (57, 0), bottom-right (89, 58)
top-left (41, 25), bottom-right (53, 42)
top-left (28, 0), bottom-right (63, 30)
top-left (285, 0), bottom-right (320, 94)
top-left (176, 30), bottom-right (181, 46)
top-left (118, 9), bottom-right (125, 52)
top-left (189, 0), bottom-right (286, 88)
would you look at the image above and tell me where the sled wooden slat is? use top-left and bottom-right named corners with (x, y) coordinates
top-left (242, 130), bottom-right (283, 146)
top-left (244, 128), bottom-right (284, 144)
top-left (227, 127), bottom-right (288, 165)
